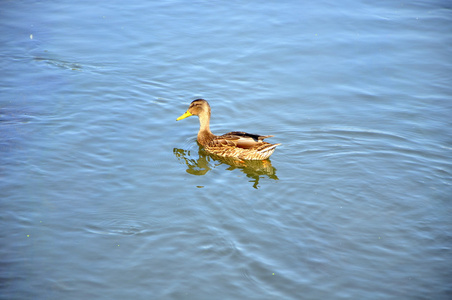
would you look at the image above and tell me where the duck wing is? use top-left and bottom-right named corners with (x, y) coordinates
top-left (212, 131), bottom-right (275, 149)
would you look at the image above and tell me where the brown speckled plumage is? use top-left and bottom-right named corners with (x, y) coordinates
top-left (177, 99), bottom-right (280, 160)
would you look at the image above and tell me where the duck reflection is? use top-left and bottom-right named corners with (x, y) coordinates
top-left (173, 146), bottom-right (278, 189)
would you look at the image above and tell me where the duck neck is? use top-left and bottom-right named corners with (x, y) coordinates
top-left (197, 112), bottom-right (215, 145)
top-left (198, 112), bottom-right (211, 132)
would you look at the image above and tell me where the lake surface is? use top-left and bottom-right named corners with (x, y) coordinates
top-left (1, 0), bottom-right (451, 299)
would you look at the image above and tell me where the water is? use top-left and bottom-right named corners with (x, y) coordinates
top-left (1, 0), bottom-right (451, 299)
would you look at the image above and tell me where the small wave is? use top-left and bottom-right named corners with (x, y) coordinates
top-left (85, 218), bottom-right (153, 236)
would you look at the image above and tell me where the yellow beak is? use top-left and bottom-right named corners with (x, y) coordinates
top-left (176, 111), bottom-right (192, 121)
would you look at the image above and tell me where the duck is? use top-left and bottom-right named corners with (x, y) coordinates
top-left (176, 99), bottom-right (280, 160)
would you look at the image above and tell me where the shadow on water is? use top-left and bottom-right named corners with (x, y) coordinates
top-left (173, 145), bottom-right (279, 189)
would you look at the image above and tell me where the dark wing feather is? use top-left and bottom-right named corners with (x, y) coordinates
top-left (211, 131), bottom-right (274, 149)
top-left (226, 131), bottom-right (274, 141)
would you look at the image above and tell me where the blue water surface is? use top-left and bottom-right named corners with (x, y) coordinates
top-left (1, 0), bottom-right (451, 299)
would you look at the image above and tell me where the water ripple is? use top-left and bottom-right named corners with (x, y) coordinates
top-left (85, 218), bottom-right (153, 236)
